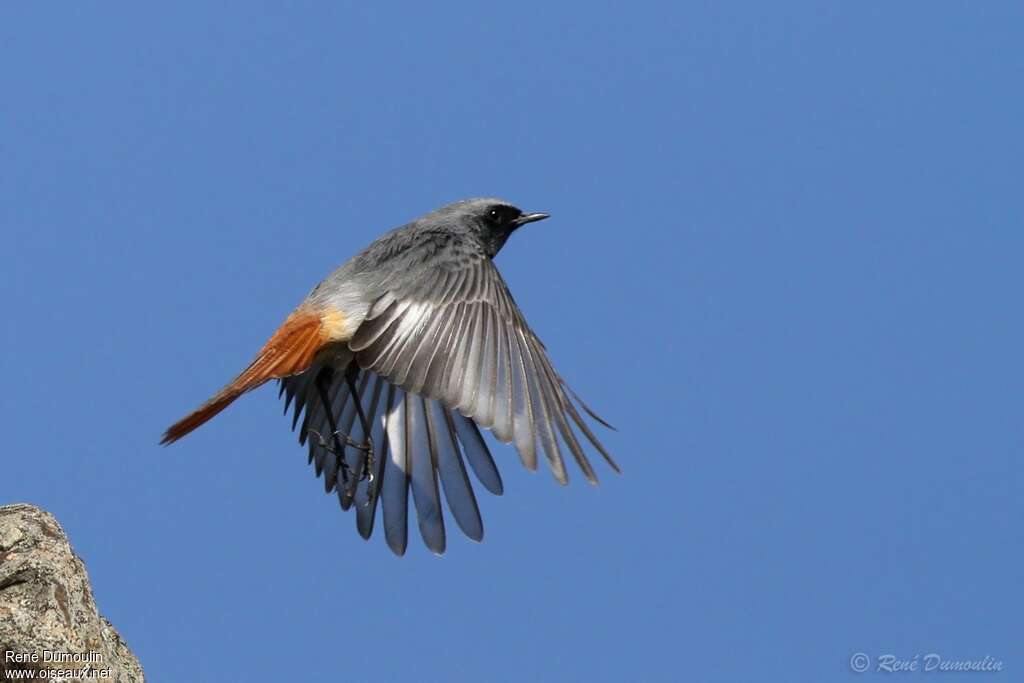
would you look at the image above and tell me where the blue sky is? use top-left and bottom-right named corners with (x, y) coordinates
top-left (2, 3), bottom-right (1021, 681)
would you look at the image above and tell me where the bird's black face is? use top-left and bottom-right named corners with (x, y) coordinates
top-left (484, 203), bottom-right (523, 229)
top-left (475, 202), bottom-right (549, 257)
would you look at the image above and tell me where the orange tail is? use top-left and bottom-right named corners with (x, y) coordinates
top-left (161, 309), bottom-right (331, 445)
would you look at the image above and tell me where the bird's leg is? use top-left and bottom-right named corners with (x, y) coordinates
top-left (344, 367), bottom-right (376, 489)
top-left (315, 369), bottom-right (352, 486)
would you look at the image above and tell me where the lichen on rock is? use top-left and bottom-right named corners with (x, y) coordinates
top-left (0, 504), bottom-right (144, 682)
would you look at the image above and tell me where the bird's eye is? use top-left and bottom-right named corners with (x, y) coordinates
top-left (488, 208), bottom-right (502, 221)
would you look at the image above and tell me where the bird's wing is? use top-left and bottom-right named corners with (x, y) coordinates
top-left (348, 255), bottom-right (618, 485)
top-left (278, 257), bottom-right (616, 556)
top-left (281, 364), bottom-right (502, 556)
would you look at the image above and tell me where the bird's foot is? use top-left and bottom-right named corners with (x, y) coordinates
top-left (309, 429), bottom-right (355, 485)
top-left (312, 429), bottom-right (376, 503)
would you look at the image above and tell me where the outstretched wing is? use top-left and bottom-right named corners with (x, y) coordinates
top-left (281, 365), bottom-right (503, 556)
top-left (279, 256), bottom-right (617, 556)
top-left (348, 255), bottom-right (617, 484)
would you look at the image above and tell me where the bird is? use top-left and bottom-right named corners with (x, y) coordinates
top-left (162, 198), bottom-right (618, 555)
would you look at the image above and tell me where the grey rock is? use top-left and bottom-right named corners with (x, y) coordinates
top-left (0, 504), bottom-right (144, 682)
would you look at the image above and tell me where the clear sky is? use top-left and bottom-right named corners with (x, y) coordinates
top-left (2, 3), bottom-right (1021, 682)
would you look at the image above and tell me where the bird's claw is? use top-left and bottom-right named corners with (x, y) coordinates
top-left (311, 429), bottom-right (376, 498)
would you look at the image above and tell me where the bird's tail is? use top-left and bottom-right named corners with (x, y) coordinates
top-left (161, 310), bottom-right (329, 444)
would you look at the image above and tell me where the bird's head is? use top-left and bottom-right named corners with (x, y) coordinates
top-left (441, 197), bottom-right (549, 258)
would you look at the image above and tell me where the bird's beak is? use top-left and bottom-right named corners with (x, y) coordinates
top-left (514, 212), bottom-right (550, 227)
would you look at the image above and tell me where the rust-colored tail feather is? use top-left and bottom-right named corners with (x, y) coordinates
top-left (161, 310), bottom-right (327, 445)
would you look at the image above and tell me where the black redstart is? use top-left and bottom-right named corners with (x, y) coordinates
top-left (163, 198), bottom-right (618, 555)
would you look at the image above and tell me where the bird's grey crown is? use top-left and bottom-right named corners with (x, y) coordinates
top-left (430, 196), bottom-right (514, 219)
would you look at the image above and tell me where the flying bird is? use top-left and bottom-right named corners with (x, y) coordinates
top-left (162, 198), bottom-right (618, 555)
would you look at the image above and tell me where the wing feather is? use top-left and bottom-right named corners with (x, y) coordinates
top-left (427, 399), bottom-right (483, 541)
top-left (450, 408), bottom-right (503, 495)
top-left (491, 319), bottom-right (514, 443)
top-left (382, 388), bottom-right (410, 556)
top-left (516, 328), bottom-right (565, 483)
top-left (409, 395), bottom-right (446, 554)
top-left (508, 325), bottom-right (537, 470)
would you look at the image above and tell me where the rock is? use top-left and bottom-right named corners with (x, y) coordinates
top-left (0, 504), bottom-right (144, 682)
